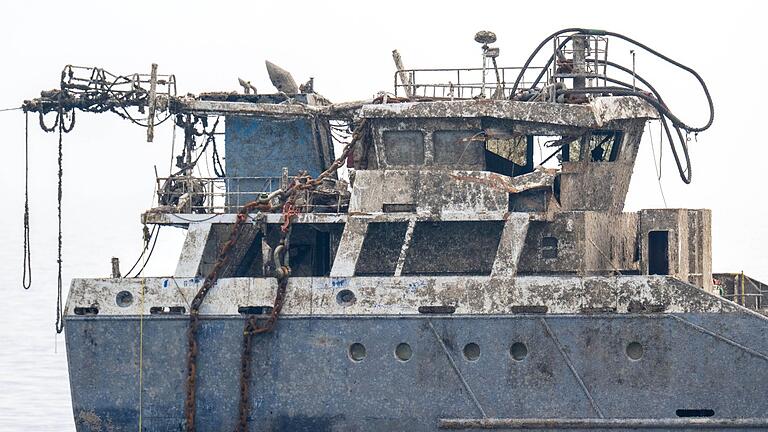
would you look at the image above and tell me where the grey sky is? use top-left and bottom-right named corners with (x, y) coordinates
top-left (0, 2), bottom-right (765, 429)
top-left (1, 0), bottom-right (766, 292)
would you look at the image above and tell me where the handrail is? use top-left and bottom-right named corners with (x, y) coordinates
top-left (151, 176), bottom-right (349, 214)
top-left (393, 66), bottom-right (549, 99)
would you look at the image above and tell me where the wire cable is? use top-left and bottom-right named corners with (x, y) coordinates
top-left (22, 111), bottom-right (32, 289)
top-left (647, 121), bottom-right (668, 207)
top-left (509, 29), bottom-right (711, 184)
top-left (123, 225), bottom-right (157, 278)
top-left (133, 227), bottom-right (161, 278)
top-left (55, 108), bottom-right (65, 334)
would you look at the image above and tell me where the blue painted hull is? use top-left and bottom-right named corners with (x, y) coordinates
top-left (66, 313), bottom-right (768, 431)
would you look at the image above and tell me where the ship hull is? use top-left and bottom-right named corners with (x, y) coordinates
top-left (66, 311), bottom-right (768, 431)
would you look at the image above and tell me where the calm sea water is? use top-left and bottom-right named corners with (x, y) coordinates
top-left (0, 113), bottom-right (185, 431)
top-left (0, 270), bottom-right (74, 431)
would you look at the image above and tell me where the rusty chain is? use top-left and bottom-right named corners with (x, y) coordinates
top-left (183, 119), bottom-right (368, 432)
top-left (184, 197), bottom-right (274, 431)
top-left (235, 210), bottom-right (293, 432)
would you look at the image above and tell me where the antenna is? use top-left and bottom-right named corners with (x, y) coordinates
top-left (475, 30), bottom-right (502, 99)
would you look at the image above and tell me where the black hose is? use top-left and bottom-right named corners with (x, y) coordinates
top-left (512, 28), bottom-right (713, 133)
top-left (591, 75), bottom-right (691, 183)
top-left (509, 28), bottom-right (587, 96)
top-left (563, 85), bottom-right (693, 183)
top-left (510, 28), bottom-right (707, 184)
top-left (598, 30), bottom-right (713, 132)
top-left (523, 36), bottom-right (572, 95)
top-left (574, 62), bottom-right (692, 183)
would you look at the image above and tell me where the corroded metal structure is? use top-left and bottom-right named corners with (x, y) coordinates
top-left (23, 29), bottom-right (768, 431)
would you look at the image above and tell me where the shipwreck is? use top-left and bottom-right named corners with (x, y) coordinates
top-left (19, 28), bottom-right (768, 431)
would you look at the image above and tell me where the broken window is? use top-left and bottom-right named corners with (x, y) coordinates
top-left (586, 130), bottom-right (623, 162)
top-left (534, 135), bottom-right (581, 167)
top-left (383, 130), bottom-right (424, 166)
top-left (530, 131), bottom-right (623, 166)
top-left (648, 230), bottom-right (669, 275)
top-left (239, 223), bottom-right (343, 278)
top-left (433, 130), bottom-right (484, 166)
top-left (541, 236), bottom-right (559, 259)
top-left (287, 224), bottom-right (343, 277)
top-left (233, 231), bottom-right (265, 277)
top-left (402, 221), bottom-right (504, 275)
top-left (355, 222), bottom-right (408, 276)
top-left (486, 134), bottom-right (528, 166)
top-left (565, 137), bottom-right (583, 162)
top-left (484, 134), bottom-right (533, 177)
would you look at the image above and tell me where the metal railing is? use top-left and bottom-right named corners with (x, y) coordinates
top-left (152, 176), bottom-right (349, 214)
top-left (62, 64), bottom-right (177, 97)
top-left (393, 66), bottom-right (549, 99)
top-left (552, 34), bottom-right (610, 88)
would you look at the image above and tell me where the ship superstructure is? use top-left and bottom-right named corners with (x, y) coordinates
top-left (21, 29), bottom-right (768, 431)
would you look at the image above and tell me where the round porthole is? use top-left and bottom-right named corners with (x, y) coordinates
top-left (336, 289), bottom-right (357, 306)
top-left (626, 341), bottom-right (644, 360)
top-left (510, 342), bottom-right (528, 361)
top-left (395, 343), bottom-right (412, 362)
top-left (349, 343), bottom-right (366, 362)
top-left (115, 290), bottom-right (134, 308)
top-left (463, 343), bottom-right (480, 361)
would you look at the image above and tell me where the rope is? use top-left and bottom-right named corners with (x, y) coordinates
top-left (138, 277), bottom-right (146, 431)
top-left (647, 121), bottom-right (668, 207)
top-left (123, 225), bottom-right (156, 278)
top-left (133, 227), bottom-right (161, 277)
top-left (55, 108), bottom-right (65, 334)
top-left (22, 112), bottom-right (32, 289)
top-left (169, 121), bottom-right (177, 174)
top-left (31, 91), bottom-right (72, 332)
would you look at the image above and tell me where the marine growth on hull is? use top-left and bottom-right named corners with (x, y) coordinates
top-left (18, 28), bottom-right (768, 432)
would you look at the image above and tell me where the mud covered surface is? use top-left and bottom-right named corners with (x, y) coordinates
top-left (66, 275), bottom-right (741, 317)
top-left (65, 310), bottom-right (768, 431)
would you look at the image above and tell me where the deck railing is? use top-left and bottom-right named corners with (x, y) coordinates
top-left (153, 176), bottom-right (348, 214)
top-left (393, 66), bottom-right (549, 99)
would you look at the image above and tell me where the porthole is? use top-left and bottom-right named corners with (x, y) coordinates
top-left (395, 343), bottom-right (412, 362)
top-left (349, 343), bottom-right (366, 362)
top-left (115, 291), bottom-right (133, 308)
top-left (463, 343), bottom-right (480, 361)
top-left (336, 289), bottom-right (357, 306)
top-left (626, 341), bottom-right (643, 360)
top-left (510, 342), bottom-right (528, 361)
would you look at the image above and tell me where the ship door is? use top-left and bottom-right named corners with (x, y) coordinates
top-left (648, 230), bottom-right (669, 275)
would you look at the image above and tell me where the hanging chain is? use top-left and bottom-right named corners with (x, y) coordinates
top-left (27, 90), bottom-right (72, 331)
top-left (184, 198), bottom-right (276, 432)
top-left (22, 111), bottom-right (32, 289)
top-left (55, 106), bottom-right (65, 334)
top-left (183, 119), bottom-right (368, 431)
top-left (235, 207), bottom-right (294, 432)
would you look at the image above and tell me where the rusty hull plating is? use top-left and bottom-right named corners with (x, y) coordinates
top-left (41, 30), bottom-right (768, 431)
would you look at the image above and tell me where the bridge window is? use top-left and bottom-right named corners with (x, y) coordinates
top-left (586, 130), bottom-right (623, 162)
top-left (485, 134), bottom-right (533, 177)
top-left (433, 130), bottom-right (484, 166)
top-left (383, 130), bottom-right (424, 166)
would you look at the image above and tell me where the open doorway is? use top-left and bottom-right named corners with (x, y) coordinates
top-left (648, 230), bottom-right (669, 275)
